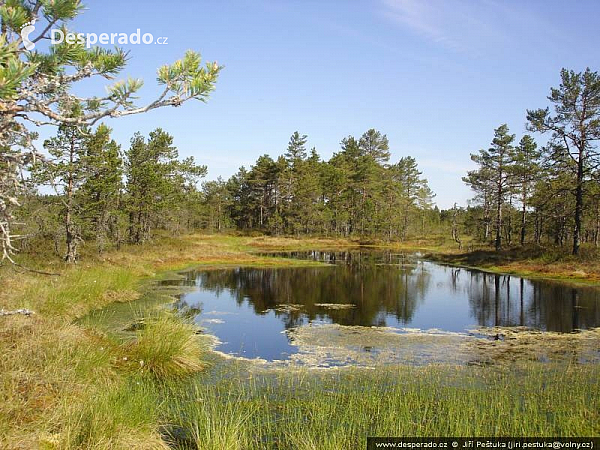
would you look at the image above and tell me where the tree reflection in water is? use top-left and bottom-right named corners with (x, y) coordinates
top-left (170, 251), bottom-right (600, 333)
top-left (166, 251), bottom-right (600, 360)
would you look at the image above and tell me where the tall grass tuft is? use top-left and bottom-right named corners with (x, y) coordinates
top-left (123, 314), bottom-right (207, 379)
top-left (165, 384), bottom-right (255, 450)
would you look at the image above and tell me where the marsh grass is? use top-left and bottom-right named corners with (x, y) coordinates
top-left (1, 233), bottom-right (599, 448)
top-left (49, 377), bottom-right (169, 450)
top-left (0, 234), bottom-right (339, 447)
top-left (165, 362), bottom-right (600, 449)
top-left (165, 385), bottom-right (256, 450)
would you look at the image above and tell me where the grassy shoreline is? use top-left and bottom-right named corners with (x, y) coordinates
top-left (1, 233), bottom-right (599, 448)
top-left (0, 234), bottom-right (334, 448)
top-left (426, 245), bottom-right (600, 285)
top-left (250, 234), bottom-right (600, 285)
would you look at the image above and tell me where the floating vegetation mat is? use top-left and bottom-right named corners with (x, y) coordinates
top-left (283, 324), bottom-right (471, 367)
top-left (151, 285), bottom-right (199, 295)
top-left (467, 326), bottom-right (600, 365)
top-left (250, 324), bottom-right (600, 369)
top-left (314, 303), bottom-right (356, 310)
top-left (271, 304), bottom-right (304, 313)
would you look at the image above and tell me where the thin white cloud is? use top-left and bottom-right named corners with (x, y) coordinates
top-left (381, 0), bottom-right (462, 49)
top-left (378, 0), bottom-right (558, 56)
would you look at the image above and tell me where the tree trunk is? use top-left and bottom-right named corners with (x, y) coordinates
top-left (506, 197), bottom-right (513, 246)
top-left (595, 203), bottom-right (600, 247)
top-left (483, 192), bottom-right (490, 241)
top-left (64, 142), bottom-right (77, 263)
top-left (495, 184), bottom-right (503, 251)
top-left (573, 153), bottom-right (584, 255)
top-left (64, 208), bottom-right (77, 263)
top-left (96, 213), bottom-right (106, 255)
top-left (520, 193), bottom-right (527, 246)
top-left (218, 201), bottom-right (222, 232)
top-left (259, 203), bottom-right (263, 228)
top-left (128, 210), bottom-right (137, 243)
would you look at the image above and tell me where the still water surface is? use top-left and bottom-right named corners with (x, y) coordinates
top-left (165, 251), bottom-right (600, 361)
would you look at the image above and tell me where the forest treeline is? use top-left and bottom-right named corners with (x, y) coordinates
top-left (1, 0), bottom-right (599, 263)
top-left (4, 10), bottom-right (599, 265)
top-left (13, 68), bottom-right (600, 262)
top-left (19, 127), bottom-right (440, 261)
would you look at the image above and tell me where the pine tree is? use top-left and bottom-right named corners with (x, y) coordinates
top-left (358, 129), bottom-right (390, 164)
top-left (36, 122), bottom-right (88, 262)
top-left (226, 167), bottom-right (253, 229)
top-left (295, 148), bottom-right (323, 234)
top-left (395, 156), bottom-right (432, 240)
top-left (463, 168), bottom-right (494, 241)
top-left (530, 168), bottom-right (574, 246)
top-left (465, 124), bottom-right (516, 251)
top-left (323, 150), bottom-right (353, 235)
top-left (201, 177), bottom-right (231, 232)
top-left (359, 130), bottom-right (389, 235)
top-left (125, 129), bottom-right (206, 243)
top-left (282, 131), bottom-right (308, 234)
top-left (79, 124), bottom-right (123, 253)
top-left (512, 135), bottom-right (541, 245)
top-left (284, 132), bottom-right (308, 163)
top-left (338, 136), bottom-right (363, 234)
top-left (248, 155), bottom-right (279, 229)
top-left (527, 68), bottom-right (600, 255)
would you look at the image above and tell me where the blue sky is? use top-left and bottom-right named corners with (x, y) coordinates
top-left (58, 0), bottom-right (600, 208)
